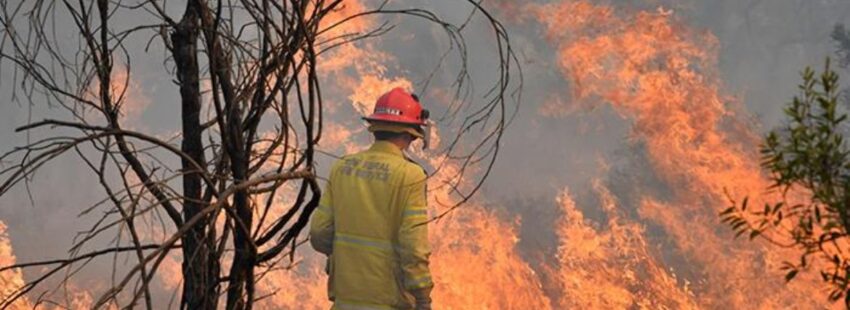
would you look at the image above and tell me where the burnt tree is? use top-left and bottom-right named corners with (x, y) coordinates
top-left (0, 0), bottom-right (517, 309)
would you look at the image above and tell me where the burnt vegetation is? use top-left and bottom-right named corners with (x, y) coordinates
top-left (0, 0), bottom-right (518, 308)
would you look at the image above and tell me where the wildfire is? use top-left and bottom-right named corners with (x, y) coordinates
top-left (198, 0), bottom-right (848, 308)
top-left (552, 184), bottom-right (699, 309)
top-left (535, 0), bottom-right (834, 308)
top-left (1, 1), bottom-right (842, 309)
top-left (253, 0), bottom-right (837, 308)
top-left (0, 222), bottom-right (31, 309)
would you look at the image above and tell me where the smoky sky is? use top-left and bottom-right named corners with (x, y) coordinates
top-left (479, 0), bottom-right (850, 200)
top-left (1, 0), bottom-right (850, 306)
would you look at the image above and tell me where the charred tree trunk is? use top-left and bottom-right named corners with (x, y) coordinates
top-left (225, 130), bottom-right (254, 310)
top-left (222, 45), bottom-right (254, 310)
top-left (172, 2), bottom-right (219, 309)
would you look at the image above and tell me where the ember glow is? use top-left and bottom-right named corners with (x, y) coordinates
top-left (0, 0), bottom-right (845, 309)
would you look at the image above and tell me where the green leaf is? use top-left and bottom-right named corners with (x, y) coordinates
top-left (731, 221), bottom-right (747, 233)
top-left (815, 206), bottom-right (822, 223)
top-left (829, 289), bottom-right (843, 301)
top-left (785, 269), bottom-right (799, 282)
top-left (772, 202), bottom-right (785, 213)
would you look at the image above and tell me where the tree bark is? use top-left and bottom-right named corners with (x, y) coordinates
top-left (172, 2), bottom-right (219, 308)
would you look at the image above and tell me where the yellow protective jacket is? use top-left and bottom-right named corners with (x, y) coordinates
top-left (310, 141), bottom-right (432, 309)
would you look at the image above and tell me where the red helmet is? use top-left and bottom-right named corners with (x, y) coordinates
top-left (362, 88), bottom-right (429, 126)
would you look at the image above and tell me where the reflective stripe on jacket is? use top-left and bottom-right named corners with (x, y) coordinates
top-left (310, 141), bottom-right (432, 309)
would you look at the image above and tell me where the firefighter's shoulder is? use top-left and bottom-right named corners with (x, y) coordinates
top-left (401, 155), bottom-right (427, 179)
top-left (329, 153), bottom-right (361, 173)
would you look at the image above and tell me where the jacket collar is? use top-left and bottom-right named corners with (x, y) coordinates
top-left (369, 141), bottom-right (404, 157)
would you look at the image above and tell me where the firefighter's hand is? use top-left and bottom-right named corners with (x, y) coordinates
top-left (411, 287), bottom-right (432, 310)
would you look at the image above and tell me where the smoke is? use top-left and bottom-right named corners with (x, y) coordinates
top-left (2, 0), bottom-right (850, 308)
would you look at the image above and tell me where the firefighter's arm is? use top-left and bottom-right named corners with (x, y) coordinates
top-left (309, 176), bottom-right (334, 256)
top-left (397, 166), bottom-right (433, 303)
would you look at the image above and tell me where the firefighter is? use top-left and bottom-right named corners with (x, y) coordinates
top-left (310, 87), bottom-right (433, 310)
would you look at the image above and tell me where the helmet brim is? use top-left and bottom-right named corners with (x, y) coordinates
top-left (362, 115), bottom-right (426, 126)
top-left (366, 121), bottom-right (425, 139)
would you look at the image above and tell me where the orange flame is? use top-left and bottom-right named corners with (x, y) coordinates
top-left (552, 184), bottom-right (699, 309)
top-left (537, 0), bottom-right (834, 308)
top-left (84, 67), bottom-right (151, 126)
top-left (0, 222), bottom-right (32, 309)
